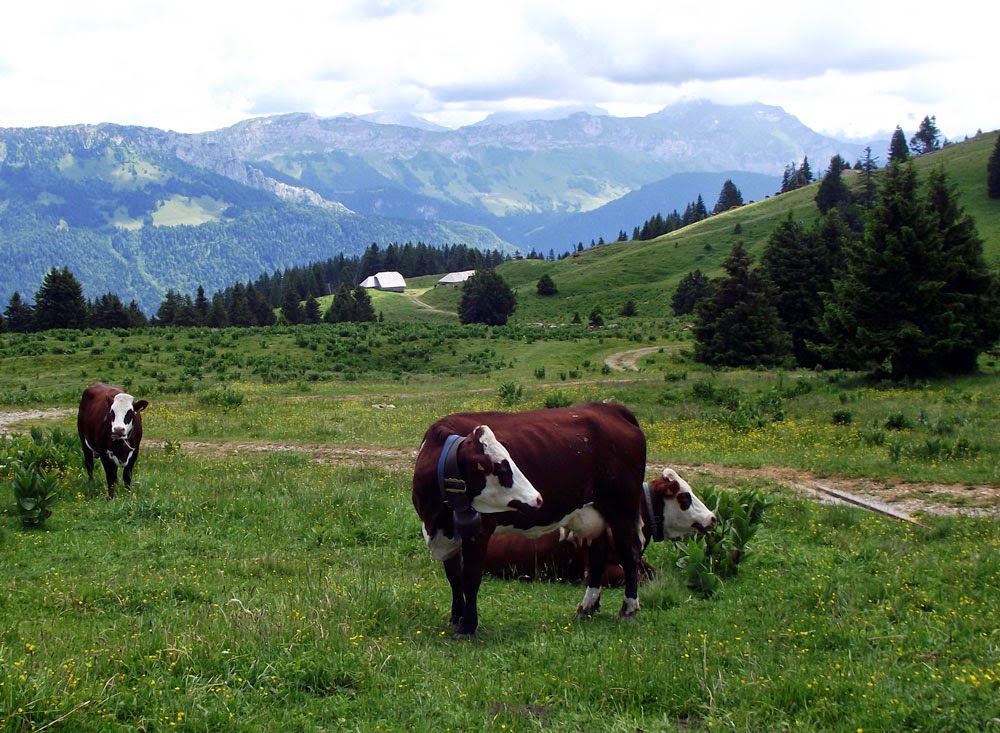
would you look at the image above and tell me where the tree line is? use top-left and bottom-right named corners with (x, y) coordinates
top-left (674, 152), bottom-right (1000, 379)
top-left (0, 241), bottom-right (509, 332)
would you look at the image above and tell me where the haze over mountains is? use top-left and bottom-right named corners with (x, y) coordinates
top-left (0, 100), bottom-right (879, 313)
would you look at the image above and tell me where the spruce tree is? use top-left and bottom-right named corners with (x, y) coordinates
top-left (713, 179), bottom-right (744, 213)
top-left (888, 126), bottom-right (910, 164)
top-left (536, 273), bottom-right (558, 296)
top-left (33, 267), bottom-right (88, 330)
top-left (988, 133), bottom-right (1000, 199)
top-left (815, 155), bottom-right (854, 214)
top-left (923, 168), bottom-right (1000, 371)
top-left (909, 115), bottom-right (941, 155)
top-left (459, 270), bottom-right (516, 326)
top-left (671, 270), bottom-right (713, 316)
top-left (4, 292), bottom-right (35, 332)
top-left (819, 163), bottom-right (998, 377)
top-left (693, 242), bottom-right (791, 367)
top-left (760, 213), bottom-right (846, 367)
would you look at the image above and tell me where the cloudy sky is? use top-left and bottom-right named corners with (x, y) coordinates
top-left (1, 0), bottom-right (995, 141)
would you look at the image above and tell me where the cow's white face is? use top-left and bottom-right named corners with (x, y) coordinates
top-left (659, 468), bottom-right (716, 539)
top-left (109, 393), bottom-right (139, 439)
top-left (470, 425), bottom-right (543, 513)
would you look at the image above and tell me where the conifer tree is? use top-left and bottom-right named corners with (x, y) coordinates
top-left (888, 126), bottom-right (910, 164)
top-left (671, 270), bottom-right (713, 316)
top-left (536, 273), bottom-right (558, 296)
top-left (815, 155), bottom-right (853, 214)
top-left (281, 287), bottom-right (304, 324)
top-left (909, 115), bottom-right (941, 155)
top-left (988, 134), bottom-right (1000, 199)
top-left (459, 270), bottom-right (516, 326)
top-left (713, 179), bottom-right (744, 213)
top-left (33, 267), bottom-right (88, 330)
top-left (821, 163), bottom-right (998, 377)
top-left (760, 213), bottom-right (846, 367)
top-left (923, 168), bottom-right (1000, 371)
top-left (90, 292), bottom-right (130, 329)
top-left (4, 292), bottom-right (35, 333)
top-left (693, 242), bottom-right (791, 367)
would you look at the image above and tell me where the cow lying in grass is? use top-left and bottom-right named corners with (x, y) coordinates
top-left (483, 467), bottom-right (715, 585)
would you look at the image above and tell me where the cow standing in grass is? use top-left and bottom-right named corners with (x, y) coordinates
top-left (412, 401), bottom-right (648, 638)
top-left (77, 382), bottom-right (148, 498)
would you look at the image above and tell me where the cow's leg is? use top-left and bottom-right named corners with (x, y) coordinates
top-left (80, 438), bottom-right (95, 481)
top-left (453, 534), bottom-right (489, 638)
top-left (122, 449), bottom-right (139, 488)
top-left (443, 553), bottom-right (465, 628)
top-left (99, 455), bottom-right (118, 499)
top-left (576, 534), bottom-right (609, 618)
top-left (611, 518), bottom-right (643, 619)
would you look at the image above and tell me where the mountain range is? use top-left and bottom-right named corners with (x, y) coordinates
top-left (0, 100), bottom-right (878, 313)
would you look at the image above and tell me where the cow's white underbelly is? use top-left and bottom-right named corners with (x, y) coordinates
top-left (494, 504), bottom-right (607, 541)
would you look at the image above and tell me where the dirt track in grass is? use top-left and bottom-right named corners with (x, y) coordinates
top-left (3, 408), bottom-right (997, 519)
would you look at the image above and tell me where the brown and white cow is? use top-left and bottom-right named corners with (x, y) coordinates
top-left (484, 467), bottom-right (716, 585)
top-left (412, 401), bottom-right (647, 638)
top-left (77, 382), bottom-right (149, 498)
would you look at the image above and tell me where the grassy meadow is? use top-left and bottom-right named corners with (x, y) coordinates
top-left (2, 132), bottom-right (999, 731)
top-left (1, 320), bottom-right (998, 732)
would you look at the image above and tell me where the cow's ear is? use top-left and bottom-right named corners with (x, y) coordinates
top-left (469, 427), bottom-right (494, 474)
top-left (134, 400), bottom-right (149, 413)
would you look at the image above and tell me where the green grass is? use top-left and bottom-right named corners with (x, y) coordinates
top-left (2, 443), bottom-right (998, 731)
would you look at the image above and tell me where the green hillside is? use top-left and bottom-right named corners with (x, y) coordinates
top-left (416, 131), bottom-right (1000, 325)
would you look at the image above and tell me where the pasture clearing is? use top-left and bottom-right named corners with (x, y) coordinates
top-left (1, 323), bottom-right (998, 730)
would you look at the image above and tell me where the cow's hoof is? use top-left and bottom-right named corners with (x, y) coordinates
top-left (575, 602), bottom-right (599, 619)
top-left (453, 630), bottom-right (477, 640)
top-left (618, 600), bottom-right (640, 620)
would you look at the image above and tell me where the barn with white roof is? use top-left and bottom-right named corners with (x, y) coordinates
top-left (359, 271), bottom-right (406, 292)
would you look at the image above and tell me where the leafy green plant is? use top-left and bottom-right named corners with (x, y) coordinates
top-left (197, 386), bottom-right (245, 410)
top-left (12, 466), bottom-right (58, 528)
top-left (497, 381), bottom-right (523, 406)
top-left (674, 486), bottom-right (769, 597)
top-left (543, 391), bottom-right (573, 409)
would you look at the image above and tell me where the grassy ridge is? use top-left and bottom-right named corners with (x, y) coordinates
top-left (432, 131), bottom-right (999, 326)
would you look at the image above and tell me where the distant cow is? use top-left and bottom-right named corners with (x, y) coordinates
top-left (412, 402), bottom-right (648, 638)
top-left (484, 467), bottom-right (716, 585)
top-left (77, 383), bottom-right (149, 498)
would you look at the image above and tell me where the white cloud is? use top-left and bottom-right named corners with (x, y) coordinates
top-left (0, 0), bottom-right (995, 139)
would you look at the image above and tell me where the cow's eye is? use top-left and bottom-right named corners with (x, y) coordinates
top-left (678, 493), bottom-right (692, 511)
top-left (493, 460), bottom-right (513, 488)
top-left (124, 411), bottom-right (134, 424)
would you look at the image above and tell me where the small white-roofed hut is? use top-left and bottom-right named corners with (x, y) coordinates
top-left (435, 270), bottom-right (476, 287)
top-left (359, 271), bottom-right (406, 292)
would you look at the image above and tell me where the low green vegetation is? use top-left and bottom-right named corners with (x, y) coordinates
top-left (0, 324), bottom-right (998, 731)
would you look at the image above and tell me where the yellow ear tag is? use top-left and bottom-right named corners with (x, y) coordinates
top-left (477, 464), bottom-right (485, 472)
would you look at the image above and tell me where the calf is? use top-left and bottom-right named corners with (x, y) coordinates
top-left (412, 402), bottom-right (647, 637)
top-left (484, 467), bottom-right (715, 585)
top-left (77, 382), bottom-right (149, 498)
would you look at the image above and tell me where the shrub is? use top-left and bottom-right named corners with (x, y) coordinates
top-left (674, 486), bottom-right (769, 598)
top-left (543, 391), bottom-right (573, 409)
top-left (198, 387), bottom-right (245, 410)
top-left (497, 382), bottom-right (523, 406)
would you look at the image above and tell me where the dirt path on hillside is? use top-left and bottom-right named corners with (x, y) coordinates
top-left (604, 346), bottom-right (662, 372)
top-left (3, 409), bottom-right (997, 519)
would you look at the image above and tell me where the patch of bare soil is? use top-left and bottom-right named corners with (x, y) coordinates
top-left (674, 463), bottom-right (1000, 521)
top-left (0, 408), bottom-right (74, 436)
top-left (604, 346), bottom-right (661, 372)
